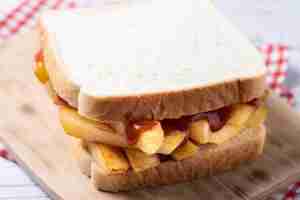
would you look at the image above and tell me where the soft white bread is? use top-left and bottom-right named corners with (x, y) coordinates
top-left (38, 0), bottom-right (266, 122)
top-left (73, 125), bottom-right (266, 192)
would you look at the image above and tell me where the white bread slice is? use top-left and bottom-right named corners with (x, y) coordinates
top-left (73, 125), bottom-right (266, 192)
top-left (38, 0), bottom-right (266, 122)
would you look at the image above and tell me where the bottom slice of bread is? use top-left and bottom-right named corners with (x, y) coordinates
top-left (72, 125), bottom-right (266, 192)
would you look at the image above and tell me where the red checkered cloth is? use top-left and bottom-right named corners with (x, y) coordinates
top-left (260, 44), bottom-right (294, 105)
top-left (0, 0), bottom-right (76, 41)
top-left (271, 182), bottom-right (300, 200)
top-left (284, 182), bottom-right (300, 200)
top-left (0, 1), bottom-right (296, 199)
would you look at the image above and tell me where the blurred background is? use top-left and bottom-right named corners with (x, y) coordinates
top-left (0, 0), bottom-right (299, 199)
top-left (215, 0), bottom-right (300, 105)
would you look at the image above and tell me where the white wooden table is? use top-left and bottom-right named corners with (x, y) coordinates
top-left (0, 0), bottom-right (300, 199)
top-left (0, 158), bottom-right (49, 200)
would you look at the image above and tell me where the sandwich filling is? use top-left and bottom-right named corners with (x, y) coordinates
top-left (34, 50), bottom-right (267, 175)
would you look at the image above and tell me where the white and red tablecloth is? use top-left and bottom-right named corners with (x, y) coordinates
top-left (0, 1), bottom-right (298, 199)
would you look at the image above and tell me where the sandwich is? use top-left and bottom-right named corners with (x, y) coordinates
top-left (33, 0), bottom-right (267, 192)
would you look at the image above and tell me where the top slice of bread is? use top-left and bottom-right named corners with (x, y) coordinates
top-left (38, 0), bottom-right (266, 122)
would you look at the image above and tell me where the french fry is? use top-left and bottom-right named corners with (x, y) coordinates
top-left (245, 106), bottom-right (267, 128)
top-left (89, 143), bottom-right (129, 174)
top-left (171, 140), bottom-right (198, 161)
top-left (125, 149), bottom-right (160, 172)
top-left (133, 122), bottom-right (164, 154)
top-left (59, 106), bottom-right (128, 147)
top-left (45, 82), bottom-right (67, 106)
top-left (208, 104), bottom-right (266, 145)
top-left (157, 130), bottom-right (186, 154)
top-left (34, 62), bottom-right (49, 83)
top-left (227, 104), bottom-right (255, 126)
top-left (188, 119), bottom-right (211, 144)
top-left (209, 124), bottom-right (240, 144)
top-left (34, 51), bottom-right (49, 84)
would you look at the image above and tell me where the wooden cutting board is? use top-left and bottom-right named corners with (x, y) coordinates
top-left (0, 31), bottom-right (300, 200)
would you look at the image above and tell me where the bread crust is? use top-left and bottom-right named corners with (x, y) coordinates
top-left (73, 125), bottom-right (266, 192)
top-left (80, 77), bottom-right (266, 122)
top-left (39, 20), bottom-right (266, 122)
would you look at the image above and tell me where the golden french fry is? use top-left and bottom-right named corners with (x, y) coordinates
top-left (209, 125), bottom-right (240, 144)
top-left (227, 104), bottom-right (255, 126)
top-left (171, 140), bottom-right (198, 161)
top-left (59, 106), bottom-right (128, 147)
top-left (89, 143), bottom-right (129, 174)
top-left (125, 149), bottom-right (160, 172)
top-left (157, 130), bottom-right (186, 154)
top-left (34, 61), bottom-right (49, 84)
top-left (45, 82), bottom-right (67, 106)
top-left (188, 119), bottom-right (211, 144)
top-left (245, 106), bottom-right (267, 128)
top-left (134, 122), bottom-right (164, 154)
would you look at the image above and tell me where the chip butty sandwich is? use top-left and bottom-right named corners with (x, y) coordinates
top-left (34, 0), bottom-right (267, 192)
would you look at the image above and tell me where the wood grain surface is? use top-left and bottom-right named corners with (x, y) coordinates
top-left (0, 31), bottom-right (300, 200)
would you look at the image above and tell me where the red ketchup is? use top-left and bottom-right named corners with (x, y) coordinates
top-left (53, 95), bottom-right (68, 106)
top-left (248, 98), bottom-right (262, 107)
top-left (126, 106), bottom-right (233, 144)
top-left (161, 117), bottom-right (190, 132)
top-left (191, 106), bottom-right (231, 132)
top-left (35, 50), bottom-right (43, 64)
top-left (126, 121), bottom-right (158, 145)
